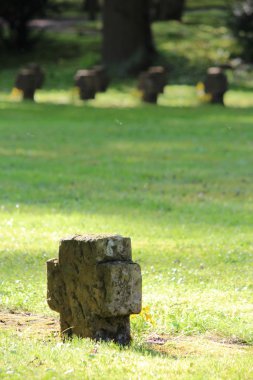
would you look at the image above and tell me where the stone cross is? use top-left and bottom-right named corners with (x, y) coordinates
top-left (204, 67), bottom-right (228, 105)
top-left (47, 234), bottom-right (142, 345)
top-left (15, 64), bottom-right (45, 101)
top-left (74, 70), bottom-right (97, 100)
top-left (138, 66), bottom-right (167, 103)
top-left (26, 63), bottom-right (45, 89)
top-left (15, 69), bottom-right (37, 100)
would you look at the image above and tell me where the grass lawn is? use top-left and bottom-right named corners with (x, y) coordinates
top-left (0, 100), bottom-right (252, 379)
top-left (0, 2), bottom-right (253, 378)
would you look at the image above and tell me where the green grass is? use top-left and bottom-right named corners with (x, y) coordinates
top-left (1, 333), bottom-right (252, 380)
top-left (0, 101), bottom-right (253, 378)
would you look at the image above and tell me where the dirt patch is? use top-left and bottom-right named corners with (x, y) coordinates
top-left (0, 310), bottom-right (251, 357)
top-left (0, 310), bottom-right (59, 339)
top-left (145, 333), bottom-right (250, 357)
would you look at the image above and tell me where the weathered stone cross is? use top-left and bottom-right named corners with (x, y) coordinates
top-left (47, 234), bottom-right (142, 345)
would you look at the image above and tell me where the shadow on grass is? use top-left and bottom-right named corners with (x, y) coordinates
top-left (0, 28), bottom-right (101, 66)
top-left (130, 343), bottom-right (172, 358)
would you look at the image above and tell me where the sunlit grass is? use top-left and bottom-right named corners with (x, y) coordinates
top-left (1, 84), bottom-right (253, 108)
top-left (0, 102), bottom-right (252, 326)
top-left (0, 330), bottom-right (252, 380)
top-left (0, 90), bottom-right (253, 379)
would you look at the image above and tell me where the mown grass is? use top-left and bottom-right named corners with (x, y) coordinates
top-left (1, 332), bottom-right (253, 380)
top-left (0, 101), bottom-right (253, 378)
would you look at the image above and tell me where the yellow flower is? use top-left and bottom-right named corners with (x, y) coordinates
top-left (132, 305), bottom-right (156, 326)
top-left (10, 87), bottom-right (23, 100)
top-left (196, 82), bottom-right (205, 91)
top-left (196, 82), bottom-right (212, 103)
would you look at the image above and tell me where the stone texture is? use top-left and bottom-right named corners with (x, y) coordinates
top-left (47, 234), bottom-right (142, 345)
top-left (97, 262), bottom-right (142, 317)
top-left (138, 66), bottom-right (167, 103)
top-left (204, 67), bottom-right (228, 105)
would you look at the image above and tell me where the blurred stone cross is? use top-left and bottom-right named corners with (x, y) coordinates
top-left (138, 66), bottom-right (167, 104)
top-left (204, 67), bottom-right (228, 105)
top-left (15, 63), bottom-right (45, 101)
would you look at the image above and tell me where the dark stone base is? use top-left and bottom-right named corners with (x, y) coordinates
top-left (142, 92), bottom-right (158, 104)
top-left (79, 89), bottom-right (96, 100)
top-left (210, 93), bottom-right (225, 105)
top-left (23, 89), bottom-right (35, 101)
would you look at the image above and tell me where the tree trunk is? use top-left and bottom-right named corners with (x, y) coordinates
top-left (102, 0), bottom-right (155, 74)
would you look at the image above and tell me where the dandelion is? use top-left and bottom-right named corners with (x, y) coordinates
top-left (131, 305), bottom-right (156, 326)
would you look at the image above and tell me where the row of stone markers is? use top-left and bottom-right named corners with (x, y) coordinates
top-left (138, 66), bottom-right (228, 105)
top-left (14, 63), bottom-right (228, 105)
top-left (14, 64), bottom-right (109, 102)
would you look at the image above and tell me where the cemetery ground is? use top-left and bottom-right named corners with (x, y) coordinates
top-left (0, 102), bottom-right (253, 379)
top-left (0, 3), bottom-right (253, 379)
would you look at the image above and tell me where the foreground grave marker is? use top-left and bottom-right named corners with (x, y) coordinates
top-left (47, 234), bottom-right (142, 345)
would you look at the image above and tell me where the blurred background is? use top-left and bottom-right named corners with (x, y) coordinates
top-left (0, 0), bottom-right (252, 107)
